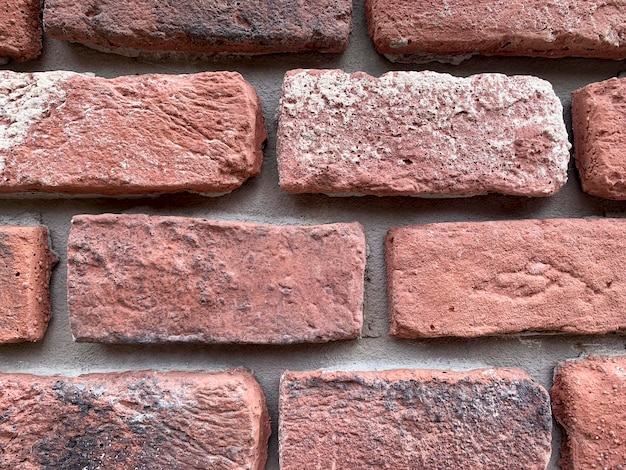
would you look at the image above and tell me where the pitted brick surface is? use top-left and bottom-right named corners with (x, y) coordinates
top-left (0, 0), bottom-right (42, 62)
top-left (277, 69), bottom-right (570, 197)
top-left (387, 218), bottom-right (626, 338)
top-left (0, 369), bottom-right (270, 469)
top-left (44, 0), bottom-right (351, 55)
top-left (0, 226), bottom-right (57, 342)
top-left (68, 214), bottom-right (365, 344)
top-left (279, 368), bottom-right (551, 469)
top-left (367, 0), bottom-right (626, 62)
top-left (552, 356), bottom-right (626, 470)
top-left (0, 70), bottom-right (265, 196)
top-left (572, 77), bottom-right (626, 199)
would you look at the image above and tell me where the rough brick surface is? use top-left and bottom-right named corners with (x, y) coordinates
top-left (44, 0), bottom-right (351, 55)
top-left (68, 214), bottom-right (365, 344)
top-left (387, 218), bottom-right (626, 338)
top-left (280, 368), bottom-right (551, 469)
top-left (367, 0), bottom-right (626, 62)
top-left (552, 356), bottom-right (626, 470)
top-left (0, 226), bottom-right (57, 343)
top-left (572, 77), bottom-right (626, 200)
top-left (0, 369), bottom-right (270, 469)
top-left (277, 69), bottom-right (569, 197)
top-left (0, 0), bottom-right (42, 62)
top-left (0, 70), bottom-right (265, 196)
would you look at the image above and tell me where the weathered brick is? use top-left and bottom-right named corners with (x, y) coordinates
top-left (277, 69), bottom-right (569, 197)
top-left (68, 214), bottom-right (365, 344)
top-left (43, 0), bottom-right (351, 55)
top-left (552, 356), bottom-right (626, 470)
top-left (0, 369), bottom-right (270, 469)
top-left (366, 0), bottom-right (626, 63)
top-left (572, 77), bottom-right (626, 200)
top-left (279, 368), bottom-right (551, 469)
top-left (387, 218), bottom-right (626, 338)
top-left (0, 0), bottom-right (42, 62)
top-left (0, 70), bottom-right (265, 197)
top-left (0, 226), bottom-right (57, 343)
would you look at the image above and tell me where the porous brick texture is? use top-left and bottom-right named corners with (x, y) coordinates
top-left (387, 218), bottom-right (626, 338)
top-left (68, 214), bottom-right (365, 344)
top-left (0, 70), bottom-right (265, 196)
top-left (366, 0), bottom-right (626, 63)
top-left (552, 356), bottom-right (626, 470)
top-left (572, 77), bottom-right (626, 199)
top-left (0, 226), bottom-right (57, 343)
top-left (0, 369), bottom-right (270, 469)
top-left (277, 69), bottom-right (569, 197)
top-left (43, 0), bottom-right (352, 55)
top-left (279, 368), bottom-right (552, 469)
top-left (0, 0), bottom-right (42, 62)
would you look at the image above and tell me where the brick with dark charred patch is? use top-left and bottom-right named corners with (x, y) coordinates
top-left (0, 226), bottom-right (57, 342)
top-left (0, 0), bottom-right (42, 62)
top-left (43, 0), bottom-right (351, 55)
top-left (279, 368), bottom-right (551, 469)
top-left (68, 214), bottom-right (365, 344)
top-left (0, 369), bottom-right (270, 469)
top-left (552, 356), bottom-right (626, 470)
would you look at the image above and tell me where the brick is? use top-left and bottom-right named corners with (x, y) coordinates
top-left (68, 214), bottom-right (365, 344)
top-left (387, 218), bottom-right (626, 338)
top-left (366, 0), bottom-right (626, 63)
top-left (572, 77), bottom-right (626, 200)
top-left (0, 70), bottom-right (265, 197)
top-left (279, 368), bottom-right (551, 469)
top-left (0, 0), bottom-right (42, 62)
top-left (0, 369), bottom-right (270, 468)
top-left (43, 0), bottom-right (351, 55)
top-left (277, 69), bottom-right (569, 197)
top-left (552, 356), bottom-right (626, 470)
top-left (0, 226), bottom-right (57, 343)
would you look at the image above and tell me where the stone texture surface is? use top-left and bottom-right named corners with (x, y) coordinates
top-left (552, 356), bottom-right (626, 470)
top-left (279, 368), bottom-right (551, 469)
top-left (277, 69), bottom-right (570, 197)
top-left (0, 226), bottom-right (57, 343)
top-left (367, 0), bottom-right (626, 62)
top-left (0, 70), bottom-right (265, 196)
top-left (68, 214), bottom-right (365, 344)
top-left (572, 77), bottom-right (626, 200)
top-left (0, 0), bottom-right (42, 62)
top-left (0, 369), bottom-right (270, 469)
top-left (387, 218), bottom-right (626, 338)
top-left (44, 0), bottom-right (351, 55)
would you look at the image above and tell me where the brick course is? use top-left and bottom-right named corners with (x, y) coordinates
top-left (0, 0), bottom-right (42, 62)
top-left (0, 369), bottom-right (270, 469)
top-left (280, 368), bottom-right (552, 469)
top-left (68, 214), bottom-right (365, 344)
top-left (552, 356), bottom-right (626, 470)
top-left (387, 218), bottom-right (626, 338)
top-left (277, 69), bottom-right (569, 197)
top-left (0, 70), bottom-right (265, 196)
top-left (0, 225), bottom-right (57, 342)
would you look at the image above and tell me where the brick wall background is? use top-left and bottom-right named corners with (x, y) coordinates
top-left (2, 0), bottom-right (626, 467)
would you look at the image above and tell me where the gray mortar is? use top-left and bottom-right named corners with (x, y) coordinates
top-left (2, 1), bottom-right (626, 468)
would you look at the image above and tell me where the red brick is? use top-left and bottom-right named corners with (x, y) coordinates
top-left (68, 214), bottom-right (365, 344)
top-left (367, 0), bottom-right (626, 62)
top-left (0, 226), bottom-right (57, 343)
top-left (277, 69), bottom-right (569, 197)
top-left (43, 0), bottom-right (351, 55)
top-left (279, 368), bottom-right (551, 469)
top-left (0, 369), bottom-right (270, 468)
top-left (0, 0), bottom-right (42, 62)
top-left (387, 218), bottom-right (626, 338)
top-left (0, 70), bottom-right (265, 197)
top-left (572, 77), bottom-right (626, 200)
top-left (552, 356), bottom-right (626, 470)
